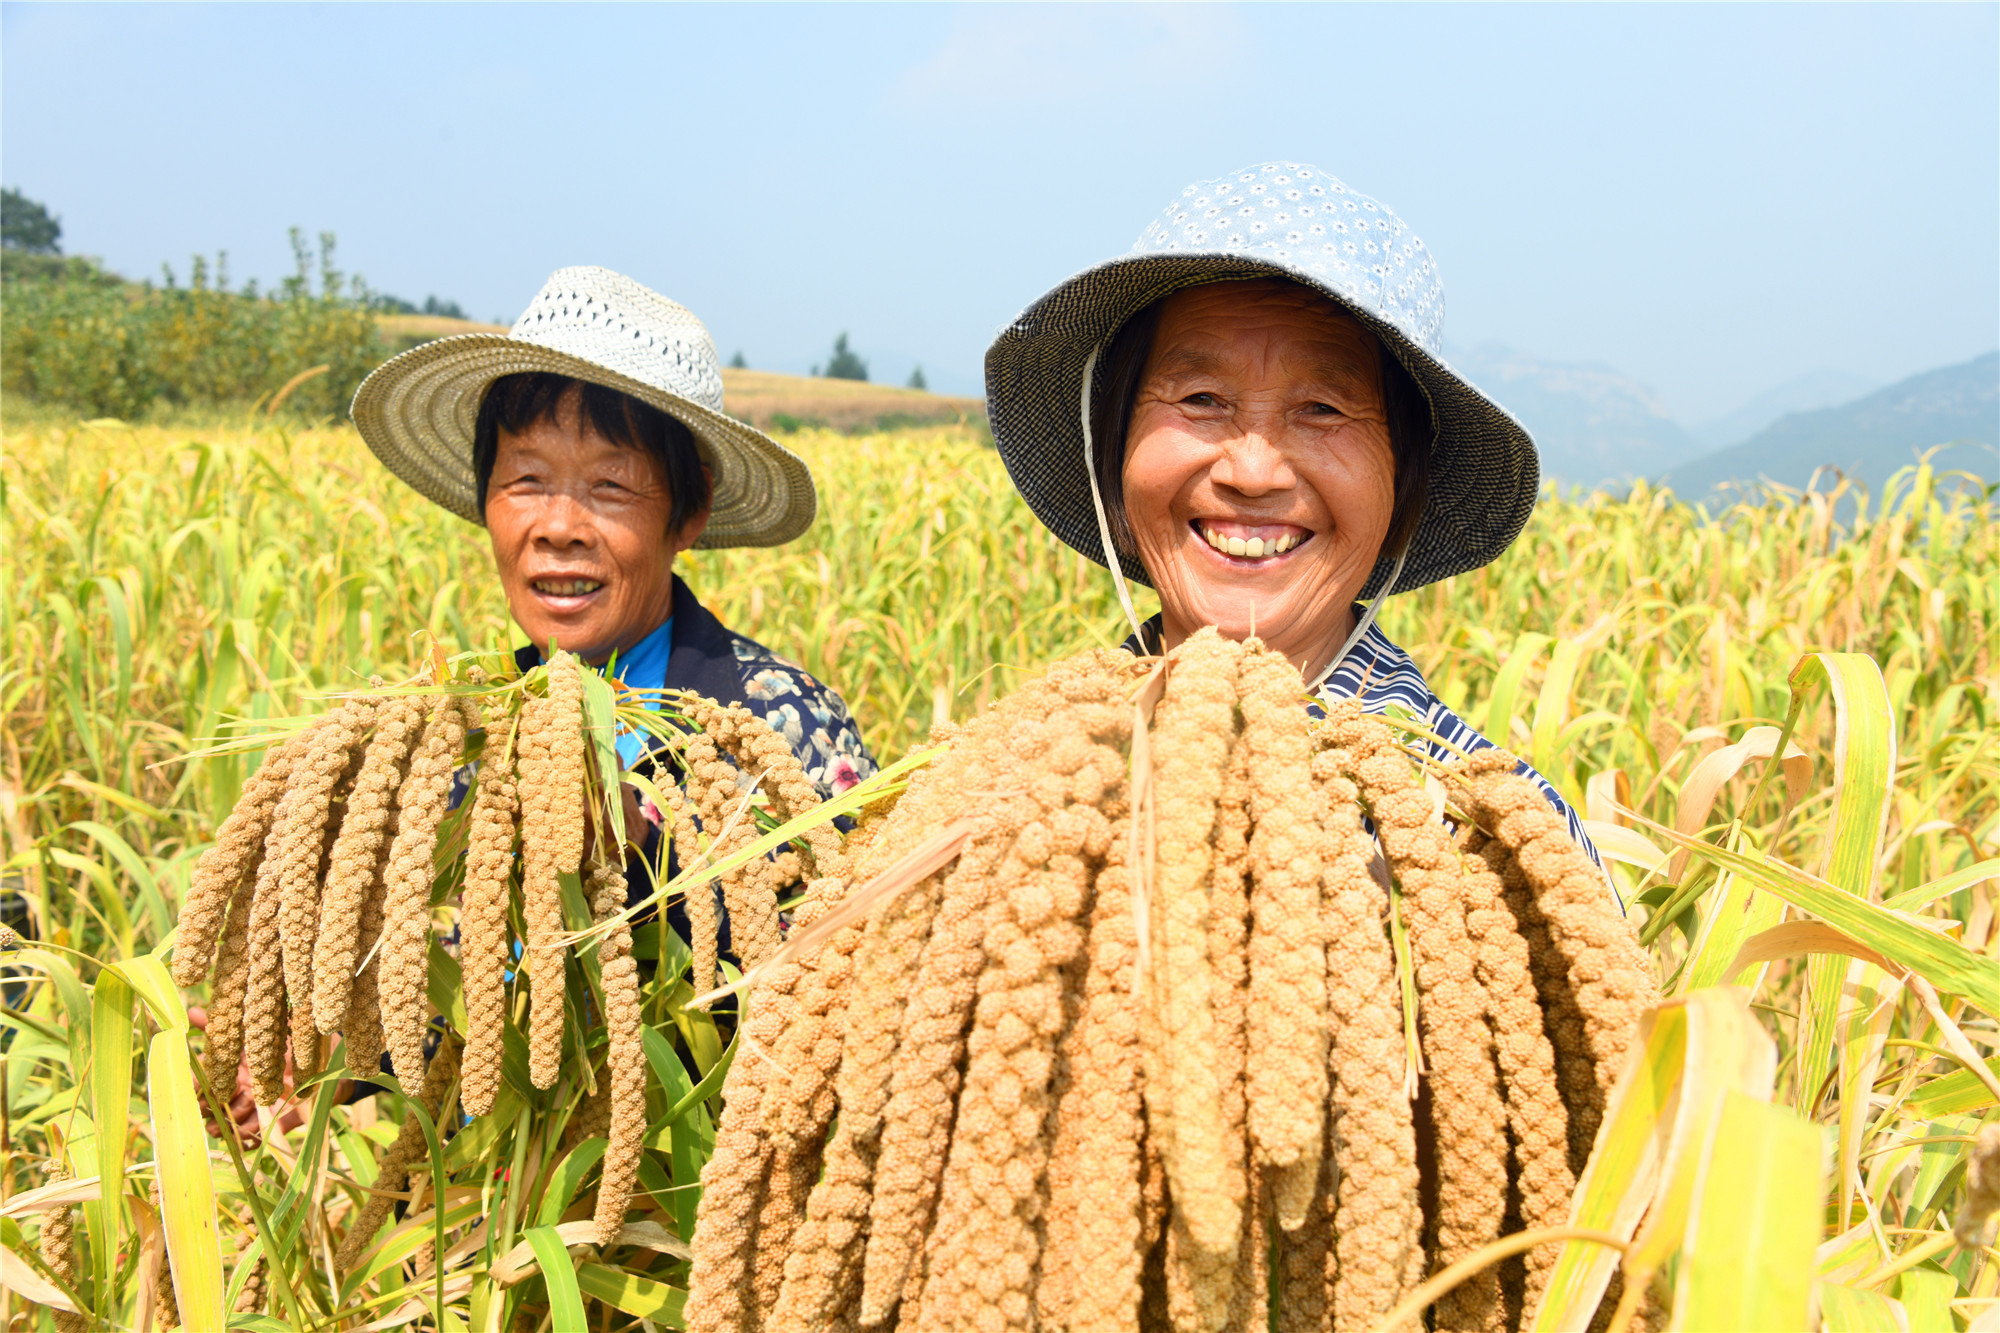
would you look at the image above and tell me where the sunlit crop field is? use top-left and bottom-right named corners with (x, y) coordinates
top-left (2, 416), bottom-right (1995, 1330)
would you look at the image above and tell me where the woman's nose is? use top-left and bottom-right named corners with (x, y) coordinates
top-left (1211, 426), bottom-right (1297, 497)
top-left (529, 494), bottom-right (595, 547)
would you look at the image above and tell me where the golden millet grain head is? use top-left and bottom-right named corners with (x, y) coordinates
top-left (1238, 644), bottom-right (1329, 1210)
top-left (174, 726), bottom-right (312, 987)
top-left (313, 695), bottom-right (427, 1034)
top-left (459, 714), bottom-right (521, 1120)
top-left (587, 848), bottom-right (647, 1245)
top-left (516, 676), bottom-right (585, 1091)
top-left (277, 697), bottom-right (377, 1023)
top-left (1323, 704), bottom-right (1512, 1327)
top-left (1144, 627), bottom-right (1246, 1260)
top-left (377, 696), bottom-right (471, 1082)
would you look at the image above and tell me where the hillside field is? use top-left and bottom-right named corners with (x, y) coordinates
top-left (377, 314), bottom-right (985, 432)
top-left (1, 415), bottom-right (1996, 1330)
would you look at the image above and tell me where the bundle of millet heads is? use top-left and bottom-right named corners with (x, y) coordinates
top-left (684, 629), bottom-right (1660, 1333)
top-left (170, 652), bottom-right (843, 1261)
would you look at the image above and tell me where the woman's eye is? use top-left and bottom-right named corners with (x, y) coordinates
top-left (1307, 401), bottom-right (1346, 417)
top-left (1183, 392), bottom-right (1220, 407)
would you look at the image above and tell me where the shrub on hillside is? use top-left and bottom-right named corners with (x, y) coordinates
top-left (1, 229), bottom-right (384, 419)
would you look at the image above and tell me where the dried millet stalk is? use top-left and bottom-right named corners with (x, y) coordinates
top-left (690, 718), bottom-right (785, 972)
top-left (857, 673), bottom-right (1086, 1325)
top-left (854, 846), bottom-right (1003, 1324)
top-left (768, 1117), bottom-right (874, 1332)
top-left (1457, 824), bottom-right (1573, 1314)
top-left (698, 699), bottom-right (846, 878)
top-left (588, 845), bottom-right (647, 1244)
top-left (151, 1176), bottom-right (182, 1330)
top-left (1038, 824), bottom-right (1144, 1333)
top-left (335, 1033), bottom-right (460, 1271)
top-left (200, 852), bottom-right (265, 1096)
top-left (1325, 704), bottom-right (1510, 1333)
top-left (174, 726), bottom-right (315, 987)
top-left (277, 696), bottom-right (378, 1048)
top-left (1238, 646), bottom-right (1329, 1230)
top-left (243, 782), bottom-right (297, 1106)
top-left (916, 803), bottom-right (1109, 1333)
top-left (752, 881), bottom-right (865, 1325)
top-left (656, 777), bottom-right (721, 991)
top-left (314, 694), bottom-right (426, 1034)
top-left (300, 738), bottom-right (374, 1083)
top-left (1163, 726), bottom-right (1252, 1333)
top-left (518, 661), bottom-right (588, 1090)
top-left (1142, 627), bottom-right (1245, 1261)
top-left (344, 841), bottom-right (391, 1082)
top-left (684, 878), bottom-right (841, 1333)
top-left (232, 1259), bottom-right (268, 1315)
top-left (834, 869), bottom-right (943, 1150)
top-left (459, 712), bottom-right (521, 1119)
top-left (1164, 1208), bottom-right (1240, 1333)
top-left (377, 696), bottom-right (471, 1081)
top-left (1310, 759), bottom-right (1423, 1329)
top-left (1453, 751), bottom-right (1659, 1153)
top-left (1466, 829), bottom-right (1595, 1175)
top-left (40, 1162), bottom-right (86, 1333)
top-left (1223, 1168), bottom-right (1270, 1333)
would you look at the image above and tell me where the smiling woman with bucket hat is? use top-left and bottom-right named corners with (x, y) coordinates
top-left (352, 265), bottom-right (878, 890)
top-left (986, 162), bottom-right (1604, 873)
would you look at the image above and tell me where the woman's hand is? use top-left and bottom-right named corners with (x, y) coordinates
top-left (186, 1006), bottom-right (307, 1148)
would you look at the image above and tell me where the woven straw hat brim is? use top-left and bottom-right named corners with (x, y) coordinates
top-left (350, 334), bottom-right (815, 548)
top-left (984, 253), bottom-right (1539, 598)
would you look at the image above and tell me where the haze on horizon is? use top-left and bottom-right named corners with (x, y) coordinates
top-left (2, 2), bottom-right (1994, 426)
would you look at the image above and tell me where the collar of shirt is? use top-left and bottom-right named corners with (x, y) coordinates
top-left (606, 614), bottom-right (673, 768)
top-left (1120, 608), bottom-right (1419, 708)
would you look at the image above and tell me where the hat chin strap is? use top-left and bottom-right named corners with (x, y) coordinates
top-left (1080, 347), bottom-right (1149, 647)
top-left (1305, 543), bottom-right (1408, 694)
top-left (1082, 342), bottom-right (1409, 682)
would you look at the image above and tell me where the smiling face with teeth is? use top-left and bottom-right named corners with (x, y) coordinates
top-left (1121, 280), bottom-right (1399, 677)
top-left (484, 390), bottom-right (710, 664)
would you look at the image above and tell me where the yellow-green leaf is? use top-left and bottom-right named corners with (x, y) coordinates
top-left (1817, 1282), bottom-right (1911, 1333)
top-left (149, 1029), bottom-right (226, 1330)
top-left (1790, 652), bottom-right (1896, 1109)
top-left (1907, 1058), bottom-right (2000, 1117)
top-left (1529, 999), bottom-right (1687, 1330)
top-left (1675, 1092), bottom-right (1822, 1332)
top-left (575, 1262), bottom-right (687, 1323)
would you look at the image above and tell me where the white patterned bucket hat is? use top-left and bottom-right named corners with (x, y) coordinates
top-left (352, 266), bottom-right (814, 548)
top-left (985, 161), bottom-right (1539, 600)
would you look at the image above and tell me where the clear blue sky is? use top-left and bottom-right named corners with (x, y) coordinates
top-left (4, 3), bottom-right (1994, 418)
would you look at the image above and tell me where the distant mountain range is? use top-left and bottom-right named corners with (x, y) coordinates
top-left (1448, 343), bottom-right (1699, 489)
top-left (1661, 352), bottom-right (1997, 499)
top-left (1451, 343), bottom-right (1997, 497)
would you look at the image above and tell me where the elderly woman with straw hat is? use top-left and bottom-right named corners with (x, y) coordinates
top-left (986, 162), bottom-right (1603, 873)
top-left (352, 265), bottom-right (877, 877)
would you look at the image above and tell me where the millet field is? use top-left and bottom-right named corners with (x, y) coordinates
top-left (0, 414), bottom-right (1995, 1332)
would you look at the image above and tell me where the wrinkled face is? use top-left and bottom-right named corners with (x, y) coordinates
top-left (1122, 280), bottom-right (1396, 675)
top-left (484, 395), bottom-right (708, 664)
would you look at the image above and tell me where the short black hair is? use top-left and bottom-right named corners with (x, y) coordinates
top-left (1088, 280), bottom-right (1434, 564)
top-left (472, 372), bottom-right (712, 537)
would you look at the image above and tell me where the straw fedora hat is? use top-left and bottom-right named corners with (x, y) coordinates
top-left (352, 266), bottom-right (814, 548)
top-left (986, 161), bottom-right (1540, 599)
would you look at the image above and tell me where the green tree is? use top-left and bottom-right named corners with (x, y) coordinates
top-left (907, 364), bottom-right (928, 391)
top-left (2, 188), bottom-right (61, 254)
top-left (729, 350), bottom-right (748, 369)
top-left (823, 332), bottom-right (868, 382)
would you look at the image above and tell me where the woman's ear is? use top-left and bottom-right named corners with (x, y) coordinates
top-left (666, 465), bottom-right (715, 560)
